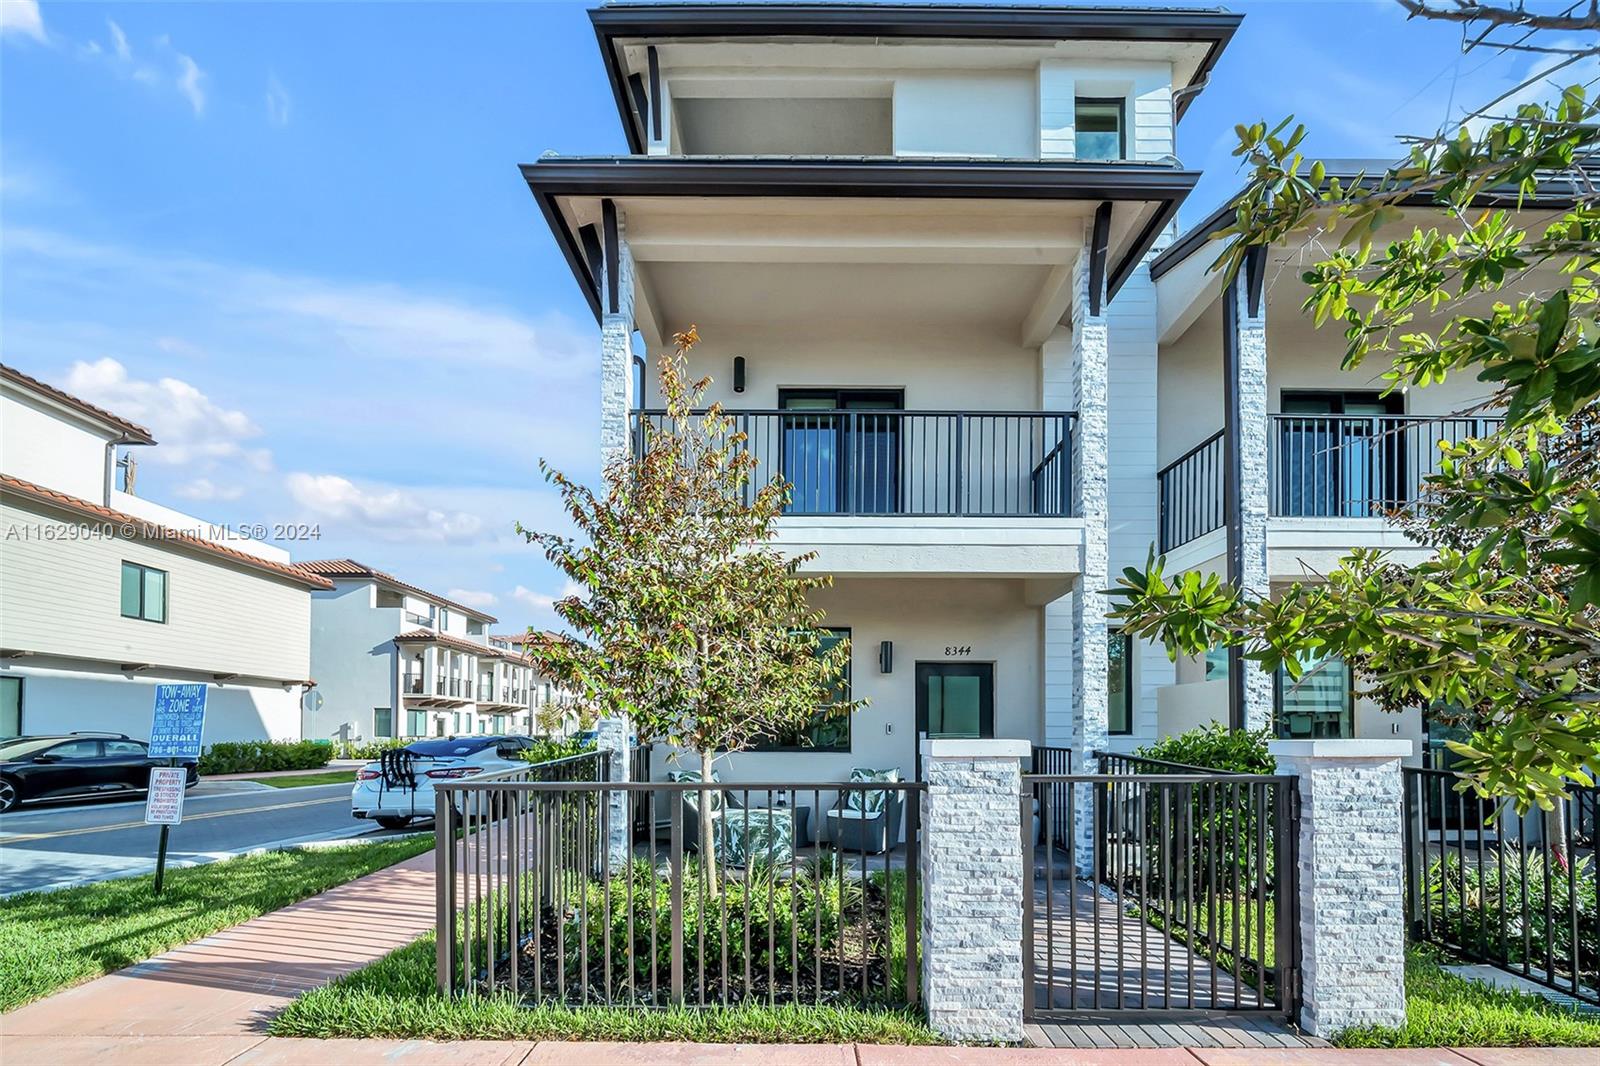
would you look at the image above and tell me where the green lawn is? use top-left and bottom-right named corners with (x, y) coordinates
top-left (270, 931), bottom-right (939, 1044)
top-left (1334, 947), bottom-right (1600, 1048)
top-left (0, 836), bottom-right (432, 1012)
top-left (245, 770), bottom-right (357, 788)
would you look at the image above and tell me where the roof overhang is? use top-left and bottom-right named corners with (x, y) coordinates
top-left (524, 155), bottom-right (1198, 323)
top-left (590, 3), bottom-right (1243, 152)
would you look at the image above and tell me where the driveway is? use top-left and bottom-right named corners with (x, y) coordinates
top-left (0, 779), bottom-right (424, 895)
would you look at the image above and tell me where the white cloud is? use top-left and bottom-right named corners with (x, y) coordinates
top-left (0, 1), bottom-right (45, 43)
top-left (79, 20), bottom-right (208, 117)
top-left (175, 477), bottom-right (244, 502)
top-left (284, 473), bottom-right (487, 544)
top-left (446, 588), bottom-right (498, 610)
top-left (265, 73), bottom-right (291, 127)
top-left (512, 579), bottom-right (583, 614)
top-left (64, 357), bottom-right (269, 470)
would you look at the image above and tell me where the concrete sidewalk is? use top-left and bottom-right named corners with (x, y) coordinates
top-left (3, 845), bottom-right (1590, 1064)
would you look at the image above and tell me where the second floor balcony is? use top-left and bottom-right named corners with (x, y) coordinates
top-left (1158, 413), bottom-right (1503, 554)
top-left (630, 409), bottom-right (1076, 519)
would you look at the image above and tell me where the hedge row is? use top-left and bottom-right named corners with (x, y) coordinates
top-left (196, 739), bottom-right (330, 776)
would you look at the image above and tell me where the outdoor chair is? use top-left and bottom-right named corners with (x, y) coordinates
top-left (825, 767), bottom-right (903, 853)
top-left (666, 769), bottom-right (741, 852)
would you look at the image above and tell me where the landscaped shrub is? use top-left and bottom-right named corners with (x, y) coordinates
top-left (197, 739), bottom-right (330, 776)
top-left (333, 737), bottom-right (411, 761)
top-left (1134, 722), bottom-right (1275, 774)
top-left (1425, 849), bottom-right (1598, 993)
top-left (519, 736), bottom-right (594, 767)
top-left (490, 858), bottom-right (901, 1006)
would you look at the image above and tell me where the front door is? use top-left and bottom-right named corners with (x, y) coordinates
top-left (914, 662), bottom-right (995, 779)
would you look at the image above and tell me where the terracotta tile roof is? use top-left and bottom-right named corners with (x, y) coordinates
top-left (0, 473), bottom-right (333, 590)
top-left (294, 558), bottom-right (498, 622)
top-left (395, 628), bottom-right (514, 658)
top-left (1, 364), bottom-right (157, 445)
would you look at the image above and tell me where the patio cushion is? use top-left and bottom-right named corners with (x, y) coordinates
top-left (827, 807), bottom-right (879, 821)
top-left (669, 769), bottom-right (726, 812)
top-left (719, 807), bottom-right (794, 867)
top-left (843, 767), bottom-right (900, 814)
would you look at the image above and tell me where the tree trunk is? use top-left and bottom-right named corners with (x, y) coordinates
top-left (700, 748), bottom-right (719, 894)
top-left (1544, 802), bottom-right (1570, 873)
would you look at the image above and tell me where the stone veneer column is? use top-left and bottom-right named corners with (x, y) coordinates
top-left (593, 717), bottom-right (632, 868)
top-left (1234, 280), bottom-right (1273, 731)
top-left (1270, 739), bottom-right (1411, 1035)
top-left (1070, 243), bottom-right (1111, 873)
top-left (599, 214), bottom-right (636, 467)
top-left (919, 738), bottom-right (1029, 1043)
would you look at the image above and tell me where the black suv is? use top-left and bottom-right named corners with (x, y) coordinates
top-left (0, 734), bottom-right (199, 813)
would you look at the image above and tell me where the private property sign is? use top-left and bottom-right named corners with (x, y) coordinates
top-left (143, 767), bottom-right (187, 825)
top-left (149, 684), bottom-right (208, 760)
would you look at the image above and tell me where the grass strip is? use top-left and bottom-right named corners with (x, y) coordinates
top-left (0, 835), bottom-right (431, 1011)
top-left (245, 771), bottom-right (357, 789)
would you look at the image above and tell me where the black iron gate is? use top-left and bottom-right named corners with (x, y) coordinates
top-left (1021, 770), bottom-right (1299, 1020)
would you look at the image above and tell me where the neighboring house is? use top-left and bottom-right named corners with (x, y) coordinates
top-left (488, 632), bottom-right (584, 733)
top-left (0, 363), bottom-right (328, 743)
top-left (523, 3), bottom-right (1537, 780)
top-left (300, 560), bottom-right (542, 742)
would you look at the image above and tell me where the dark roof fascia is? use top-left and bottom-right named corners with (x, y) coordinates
top-left (523, 156), bottom-right (1200, 321)
top-left (1150, 167), bottom-right (1587, 281)
top-left (590, 4), bottom-right (1244, 152)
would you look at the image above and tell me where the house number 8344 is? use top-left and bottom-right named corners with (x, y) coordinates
top-left (944, 645), bottom-right (972, 657)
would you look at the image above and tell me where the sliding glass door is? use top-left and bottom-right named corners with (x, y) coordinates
top-left (1276, 391), bottom-right (1405, 516)
top-left (779, 389), bottom-right (902, 514)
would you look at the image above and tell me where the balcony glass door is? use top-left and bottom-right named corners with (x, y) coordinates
top-left (779, 389), bottom-right (902, 514)
top-left (914, 662), bottom-right (995, 780)
top-left (1277, 391), bottom-right (1404, 516)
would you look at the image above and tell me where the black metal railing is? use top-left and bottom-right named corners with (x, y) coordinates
top-left (1271, 414), bottom-right (1503, 518)
top-left (631, 409), bottom-right (1076, 517)
top-left (1100, 751), bottom-right (1259, 777)
top-left (1157, 430), bottom-right (1224, 552)
top-left (1403, 767), bottom-right (1597, 1004)
top-left (1023, 771), bottom-right (1298, 1018)
top-left (1029, 746), bottom-right (1075, 849)
top-left (433, 775), bottom-right (923, 1009)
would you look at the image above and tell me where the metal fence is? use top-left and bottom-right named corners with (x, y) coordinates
top-left (1157, 430), bottom-right (1225, 552)
top-left (1023, 768), bottom-right (1299, 1018)
top-left (631, 409), bottom-right (1076, 517)
top-left (433, 775), bottom-right (924, 1009)
top-left (1403, 767), bottom-right (1598, 1005)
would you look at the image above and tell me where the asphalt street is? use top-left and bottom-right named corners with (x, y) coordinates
top-left (0, 779), bottom-right (422, 895)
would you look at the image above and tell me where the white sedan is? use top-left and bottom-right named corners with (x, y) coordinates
top-left (352, 735), bottom-right (536, 830)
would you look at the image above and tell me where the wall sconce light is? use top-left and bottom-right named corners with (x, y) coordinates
top-left (732, 356), bottom-right (746, 393)
top-left (879, 640), bottom-right (893, 674)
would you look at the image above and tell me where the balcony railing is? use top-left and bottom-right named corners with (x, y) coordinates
top-left (1157, 414), bottom-right (1503, 551)
top-left (405, 674), bottom-right (424, 695)
top-left (630, 409), bottom-right (1076, 518)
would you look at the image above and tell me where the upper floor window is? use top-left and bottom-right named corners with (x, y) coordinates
top-left (1075, 98), bottom-right (1125, 161)
top-left (439, 607), bottom-right (452, 630)
top-left (120, 561), bottom-right (167, 623)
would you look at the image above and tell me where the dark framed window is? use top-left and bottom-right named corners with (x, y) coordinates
top-left (1204, 645), bottom-right (1230, 681)
top-left (0, 676), bottom-right (21, 738)
top-left (754, 627), bottom-right (852, 752)
top-left (1075, 98), bottom-right (1126, 161)
top-left (1108, 629), bottom-right (1133, 735)
top-left (778, 389), bottom-right (904, 515)
top-left (374, 708), bottom-right (394, 738)
top-left (1274, 652), bottom-right (1353, 738)
top-left (120, 561), bottom-right (167, 623)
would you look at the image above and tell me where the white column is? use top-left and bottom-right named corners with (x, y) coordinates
top-left (1070, 246), bottom-right (1111, 872)
top-left (1235, 281), bottom-right (1273, 731)
top-left (919, 738), bottom-right (1028, 1043)
top-left (1270, 739), bottom-right (1410, 1036)
top-left (594, 716), bottom-right (632, 868)
top-left (599, 211), bottom-right (636, 466)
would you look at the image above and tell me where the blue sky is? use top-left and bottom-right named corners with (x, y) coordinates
top-left (0, 0), bottom-right (1573, 631)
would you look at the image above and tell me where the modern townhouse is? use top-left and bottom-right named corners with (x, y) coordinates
top-left (301, 560), bottom-right (543, 742)
top-left (525, 2), bottom-right (1527, 782)
top-left (0, 363), bottom-right (329, 742)
top-left (488, 632), bottom-right (583, 730)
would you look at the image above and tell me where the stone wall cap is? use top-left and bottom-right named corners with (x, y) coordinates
top-left (920, 738), bottom-right (1032, 759)
top-left (1269, 739), bottom-right (1413, 759)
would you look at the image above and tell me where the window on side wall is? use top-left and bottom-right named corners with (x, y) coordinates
top-left (1108, 629), bottom-right (1133, 735)
top-left (1204, 645), bottom-right (1231, 681)
top-left (120, 561), bottom-right (168, 623)
top-left (1075, 98), bottom-right (1125, 161)
top-left (374, 708), bottom-right (394, 738)
top-left (1274, 652), bottom-right (1353, 738)
top-left (406, 710), bottom-right (427, 736)
top-left (753, 627), bottom-right (852, 752)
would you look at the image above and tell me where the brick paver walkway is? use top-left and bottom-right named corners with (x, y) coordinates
top-left (2, 846), bottom-right (1588, 1064)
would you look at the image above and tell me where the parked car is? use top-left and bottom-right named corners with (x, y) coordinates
top-left (351, 735), bottom-right (538, 830)
top-left (0, 733), bottom-right (199, 813)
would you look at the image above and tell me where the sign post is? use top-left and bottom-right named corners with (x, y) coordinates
top-left (146, 684), bottom-right (208, 896)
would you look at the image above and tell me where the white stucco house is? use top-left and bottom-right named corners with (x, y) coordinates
top-left (0, 363), bottom-right (329, 743)
top-left (300, 561), bottom-right (548, 743)
top-left (521, 2), bottom-right (1551, 782)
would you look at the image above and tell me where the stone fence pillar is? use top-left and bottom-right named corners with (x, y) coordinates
top-left (593, 717), bottom-right (631, 868)
top-left (919, 738), bottom-right (1029, 1043)
top-left (1270, 739), bottom-right (1411, 1036)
